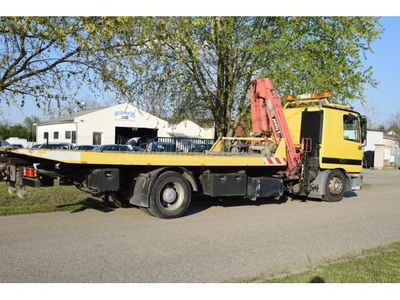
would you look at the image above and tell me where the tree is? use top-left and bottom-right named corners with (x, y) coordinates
top-left (1, 17), bottom-right (383, 138)
top-left (0, 123), bottom-right (9, 139)
top-left (8, 124), bottom-right (27, 139)
top-left (23, 116), bottom-right (41, 141)
top-left (0, 116), bottom-right (40, 140)
top-left (361, 100), bottom-right (382, 130)
top-left (119, 17), bottom-right (382, 137)
top-left (0, 17), bottom-right (147, 118)
top-left (386, 110), bottom-right (400, 144)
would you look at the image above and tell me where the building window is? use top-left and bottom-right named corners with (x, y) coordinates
top-left (54, 131), bottom-right (59, 139)
top-left (93, 132), bottom-right (102, 145)
top-left (71, 131), bottom-right (76, 144)
top-left (44, 132), bottom-right (49, 140)
top-left (65, 131), bottom-right (71, 139)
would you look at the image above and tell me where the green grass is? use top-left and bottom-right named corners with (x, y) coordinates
top-left (238, 242), bottom-right (400, 283)
top-left (362, 182), bottom-right (372, 189)
top-left (0, 180), bottom-right (112, 216)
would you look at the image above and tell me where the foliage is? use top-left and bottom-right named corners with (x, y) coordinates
top-left (118, 17), bottom-right (382, 137)
top-left (385, 110), bottom-right (400, 143)
top-left (233, 241), bottom-right (400, 283)
top-left (0, 116), bottom-right (40, 140)
top-left (23, 115), bottom-right (41, 141)
top-left (0, 17), bottom-right (145, 118)
top-left (265, 242), bottom-right (400, 283)
top-left (0, 123), bottom-right (26, 139)
top-left (1, 17), bottom-right (383, 137)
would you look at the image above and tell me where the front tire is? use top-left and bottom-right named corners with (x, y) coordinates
top-left (147, 171), bottom-right (191, 219)
top-left (323, 169), bottom-right (346, 202)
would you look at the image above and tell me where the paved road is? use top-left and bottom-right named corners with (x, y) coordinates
top-left (1, 169), bottom-right (400, 283)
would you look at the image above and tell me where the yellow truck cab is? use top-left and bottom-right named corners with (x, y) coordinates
top-left (283, 93), bottom-right (367, 200)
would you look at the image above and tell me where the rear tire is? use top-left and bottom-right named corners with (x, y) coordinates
top-left (323, 169), bottom-right (346, 202)
top-left (147, 171), bottom-right (191, 219)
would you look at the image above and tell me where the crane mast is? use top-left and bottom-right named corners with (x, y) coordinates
top-left (249, 78), bottom-right (300, 177)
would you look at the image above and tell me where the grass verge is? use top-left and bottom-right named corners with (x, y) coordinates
top-left (0, 180), bottom-right (112, 216)
top-left (240, 242), bottom-right (400, 283)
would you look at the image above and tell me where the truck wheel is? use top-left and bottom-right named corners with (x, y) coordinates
top-left (323, 170), bottom-right (345, 202)
top-left (147, 171), bottom-right (191, 219)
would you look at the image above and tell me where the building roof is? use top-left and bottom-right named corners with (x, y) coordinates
top-left (37, 107), bottom-right (107, 125)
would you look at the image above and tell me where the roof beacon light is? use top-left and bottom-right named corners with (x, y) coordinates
top-left (297, 91), bottom-right (333, 99)
top-left (282, 91), bottom-right (333, 101)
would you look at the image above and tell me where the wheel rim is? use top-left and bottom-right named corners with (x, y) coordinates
top-left (328, 176), bottom-right (343, 195)
top-left (159, 181), bottom-right (184, 211)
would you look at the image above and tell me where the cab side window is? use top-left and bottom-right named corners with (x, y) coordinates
top-left (343, 114), bottom-right (360, 142)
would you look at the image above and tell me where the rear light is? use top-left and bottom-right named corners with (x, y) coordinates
top-left (23, 167), bottom-right (38, 178)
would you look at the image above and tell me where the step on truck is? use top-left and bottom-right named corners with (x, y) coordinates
top-left (0, 78), bottom-right (367, 219)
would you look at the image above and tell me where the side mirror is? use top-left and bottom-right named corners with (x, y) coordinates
top-left (361, 115), bottom-right (367, 143)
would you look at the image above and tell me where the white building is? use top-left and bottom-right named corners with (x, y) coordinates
top-left (364, 129), bottom-right (383, 152)
top-left (165, 119), bottom-right (214, 139)
top-left (363, 129), bottom-right (399, 169)
top-left (34, 103), bottom-right (214, 146)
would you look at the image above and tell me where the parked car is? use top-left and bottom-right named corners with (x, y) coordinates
top-left (131, 146), bottom-right (145, 152)
top-left (139, 137), bottom-right (159, 150)
top-left (145, 142), bottom-right (177, 152)
top-left (189, 143), bottom-right (213, 152)
top-left (126, 137), bottom-right (141, 148)
top-left (74, 145), bottom-right (95, 150)
top-left (0, 140), bottom-right (11, 147)
top-left (92, 144), bottom-right (131, 152)
top-left (32, 143), bottom-right (74, 150)
top-left (176, 139), bottom-right (195, 152)
top-left (10, 144), bottom-right (24, 149)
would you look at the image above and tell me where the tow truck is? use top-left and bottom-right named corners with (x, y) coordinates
top-left (0, 78), bottom-right (367, 219)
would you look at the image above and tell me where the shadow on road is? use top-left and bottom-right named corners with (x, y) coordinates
top-left (60, 190), bottom-right (360, 217)
top-left (282, 190), bottom-right (358, 203)
top-left (57, 197), bottom-right (118, 214)
top-left (184, 194), bottom-right (289, 217)
top-left (344, 191), bottom-right (358, 198)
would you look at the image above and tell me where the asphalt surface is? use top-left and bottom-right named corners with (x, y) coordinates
top-left (1, 168), bottom-right (400, 283)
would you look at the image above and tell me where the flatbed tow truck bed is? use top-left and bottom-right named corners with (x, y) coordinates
top-left (0, 137), bottom-right (288, 219)
top-left (0, 138), bottom-right (287, 167)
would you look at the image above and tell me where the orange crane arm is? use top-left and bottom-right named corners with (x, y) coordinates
top-left (249, 78), bottom-right (300, 176)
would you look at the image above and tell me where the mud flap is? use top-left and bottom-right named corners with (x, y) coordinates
top-left (308, 169), bottom-right (350, 199)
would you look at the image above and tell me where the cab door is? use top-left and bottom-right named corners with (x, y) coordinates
top-left (340, 113), bottom-right (363, 172)
top-left (319, 109), bottom-right (363, 173)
